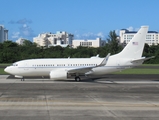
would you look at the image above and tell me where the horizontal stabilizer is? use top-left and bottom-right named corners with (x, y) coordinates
top-left (131, 56), bottom-right (155, 63)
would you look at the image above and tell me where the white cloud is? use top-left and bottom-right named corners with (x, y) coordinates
top-left (83, 32), bottom-right (94, 37)
top-left (135, 28), bottom-right (140, 31)
top-left (75, 34), bottom-right (80, 38)
top-left (74, 31), bottom-right (105, 39)
top-left (97, 32), bottom-right (104, 38)
top-left (23, 24), bottom-right (27, 28)
top-left (127, 26), bottom-right (140, 31)
top-left (8, 18), bottom-right (32, 24)
top-left (9, 18), bottom-right (35, 40)
top-left (11, 32), bottom-right (20, 39)
top-left (11, 24), bottom-right (35, 40)
top-left (127, 26), bottom-right (134, 31)
top-left (19, 24), bottom-right (34, 37)
top-left (17, 18), bottom-right (32, 24)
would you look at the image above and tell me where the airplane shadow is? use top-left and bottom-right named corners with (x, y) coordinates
top-left (6, 75), bottom-right (159, 84)
top-left (5, 75), bottom-right (117, 84)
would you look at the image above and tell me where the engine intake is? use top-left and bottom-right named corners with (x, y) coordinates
top-left (50, 69), bottom-right (68, 80)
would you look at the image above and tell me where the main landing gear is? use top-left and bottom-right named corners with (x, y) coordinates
top-left (21, 78), bottom-right (25, 81)
top-left (75, 76), bottom-right (81, 82)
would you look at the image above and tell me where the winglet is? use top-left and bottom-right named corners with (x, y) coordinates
top-left (98, 53), bottom-right (110, 67)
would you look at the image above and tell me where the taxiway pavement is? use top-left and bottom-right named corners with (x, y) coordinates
top-left (0, 75), bottom-right (159, 120)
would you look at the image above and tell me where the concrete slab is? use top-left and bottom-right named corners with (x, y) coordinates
top-left (0, 75), bottom-right (159, 120)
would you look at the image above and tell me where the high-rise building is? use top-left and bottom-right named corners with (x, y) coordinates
top-left (120, 29), bottom-right (159, 46)
top-left (72, 38), bottom-right (106, 48)
top-left (0, 25), bottom-right (8, 43)
top-left (33, 31), bottom-right (74, 47)
top-left (16, 38), bottom-right (26, 45)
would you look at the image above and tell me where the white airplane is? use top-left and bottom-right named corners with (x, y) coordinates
top-left (4, 26), bottom-right (153, 81)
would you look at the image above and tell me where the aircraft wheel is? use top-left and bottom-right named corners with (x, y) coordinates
top-left (21, 78), bottom-right (25, 81)
top-left (75, 76), bottom-right (81, 82)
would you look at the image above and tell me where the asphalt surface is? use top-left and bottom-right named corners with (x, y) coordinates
top-left (0, 75), bottom-right (159, 120)
top-left (0, 65), bottom-right (9, 68)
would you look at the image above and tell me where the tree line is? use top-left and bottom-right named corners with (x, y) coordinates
top-left (0, 31), bottom-right (159, 64)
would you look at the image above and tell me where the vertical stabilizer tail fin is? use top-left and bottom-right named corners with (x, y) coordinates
top-left (118, 26), bottom-right (148, 59)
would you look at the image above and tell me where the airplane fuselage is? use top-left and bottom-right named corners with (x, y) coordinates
top-left (5, 55), bottom-right (141, 77)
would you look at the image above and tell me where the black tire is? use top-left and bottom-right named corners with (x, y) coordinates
top-left (75, 76), bottom-right (81, 82)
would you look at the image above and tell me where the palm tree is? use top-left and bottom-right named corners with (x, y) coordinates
top-left (107, 30), bottom-right (121, 54)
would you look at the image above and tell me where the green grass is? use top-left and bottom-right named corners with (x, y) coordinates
top-left (0, 63), bottom-right (11, 66)
top-left (114, 68), bottom-right (159, 74)
top-left (0, 68), bottom-right (8, 75)
top-left (142, 64), bottom-right (159, 66)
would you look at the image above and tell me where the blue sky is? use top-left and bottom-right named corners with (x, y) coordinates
top-left (0, 0), bottom-right (159, 41)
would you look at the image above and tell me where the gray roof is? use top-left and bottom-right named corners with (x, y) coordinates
top-left (124, 31), bottom-right (158, 34)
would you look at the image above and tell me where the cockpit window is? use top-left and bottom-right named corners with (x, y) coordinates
top-left (12, 63), bottom-right (18, 66)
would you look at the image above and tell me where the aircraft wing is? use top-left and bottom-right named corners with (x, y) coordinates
top-left (131, 56), bottom-right (155, 63)
top-left (67, 66), bottom-right (97, 74)
top-left (67, 53), bottom-right (110, 74)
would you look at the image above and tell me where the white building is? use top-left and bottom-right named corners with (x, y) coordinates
top-left (72, 38), bottom-right (106, 48)
top-left (0, 25), bottom-right (8, 43)
top-left (16, 38), bottom-right (26, 45)
top-left (33, 31), bottom-right (74, 47)
top-left (120, 29), bottom-right (159, 46)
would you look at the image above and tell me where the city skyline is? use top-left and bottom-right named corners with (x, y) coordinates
top-left (0, 0), bottom-right (159, 41)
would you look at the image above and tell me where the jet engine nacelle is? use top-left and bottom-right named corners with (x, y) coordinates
top-left (50, 70), bottom-right (68, 80)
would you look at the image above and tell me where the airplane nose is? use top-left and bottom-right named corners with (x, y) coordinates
top-left (4, 67), bottom-right (8, 73)
top-left (4, 67), bottom-right (10, 73)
